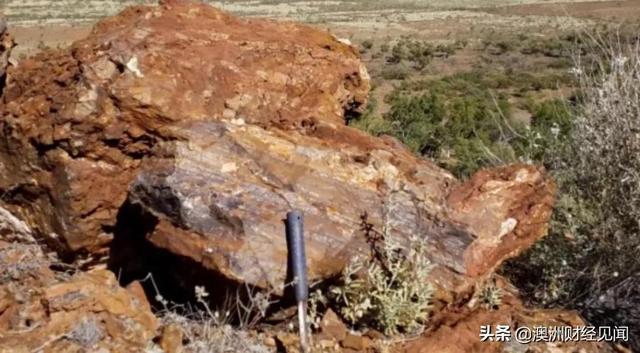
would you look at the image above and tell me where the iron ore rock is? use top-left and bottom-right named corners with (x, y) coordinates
top-left (0, 1), bottom-right (553, 301)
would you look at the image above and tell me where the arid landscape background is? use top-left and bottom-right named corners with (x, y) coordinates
top-left (1, 1), bottom-right (639, 352)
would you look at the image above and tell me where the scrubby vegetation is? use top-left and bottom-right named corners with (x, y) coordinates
top-left (329, 230), bottom-right (433, 335)
top-left (149, 223), bottom-right (437, 352)
top-left (384, 37), bottom-right (461, 70)
top-left (147, 277), bottom-right (277, 353)
top-left (158, 310), bottom-right (272, 353)
top-left (504, 32), bottom-right (640, 349)
top-left (353, 26), bottom-right (640, 351)
top-left (354, 70), bottom-right (572, 177)
top-left (306, 219), bottom-right (434, 338)
top-left (475, 278), bottom-right (504, 311)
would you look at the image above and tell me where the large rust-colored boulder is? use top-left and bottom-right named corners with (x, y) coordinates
top-left (0, 0), bottom-right (553, 301)
top-left (128, 119), bottom-right (554, 299)
top-left (0, 0), bottom-right (369, 255)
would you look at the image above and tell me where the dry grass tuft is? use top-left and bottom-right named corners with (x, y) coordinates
top-left (143, 275), bottom-right (279, 353)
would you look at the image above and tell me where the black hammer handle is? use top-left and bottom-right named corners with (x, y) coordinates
top-left (286, 210), bottom-right (308, 302)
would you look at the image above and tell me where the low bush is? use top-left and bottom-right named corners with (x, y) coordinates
top-left (329, 225), bottom-right (434, 336)
top-left (379, 66), bottom-right (411, 80)
top-left (385, 37), bottom-right (457, 70)
top-left (511, 98), bottom-right (574, 163)
top-left (350, 97), bottom-right (393, 136)
top-left (503, 32), bottom-right (640, 350)
top-left (157, 311), bottom-right (272, 353)
top-left (355, 72), bottom-right (524, 177)
top-left (474, 278), bottom-right (504, 311)
top-left (361, 39), bottom-right (374, 51)
top-left (307, 216), bottom-right (435, 337)
top-left (145, 276), bottom-right (277, 353)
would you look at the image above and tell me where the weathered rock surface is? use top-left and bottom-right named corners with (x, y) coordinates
top-left (401, 280), bottom-right (614, 353)
top-left (0, 207), bottom-right (158, 352)
top-left (0, 0), bottom-right (369, 255)
top-left (0, 0), bottom-right (556, 300)
top-left (129, 119), bottom-right (554, 299)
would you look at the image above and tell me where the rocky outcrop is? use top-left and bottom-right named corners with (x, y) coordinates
top-left (0, 207), bottom-right (158, 352)
top-left (0, 2), bottom-right (622, 353)
top-left (0, 0), bottom-right (369, 256)
top-left (128, 121), bottom-right (555, 301)
top-left (0, 9), bottom-right (585, 353)
top-left (0, 1), bottom-right (555, 302)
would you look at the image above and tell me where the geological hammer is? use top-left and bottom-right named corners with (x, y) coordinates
top-left (285, 210), bottom-right (309, 353)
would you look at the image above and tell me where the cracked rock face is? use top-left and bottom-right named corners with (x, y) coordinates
top-left (0, 0), bottom-right (369, 255)
top-left (0, 206), bottom-right (158, 352)
top-left (0, 0), bottom-right (554, 301)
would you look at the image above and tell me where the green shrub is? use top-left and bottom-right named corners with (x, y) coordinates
top-left (503, 33), bottom-right (640, 351)
top-left (386, 38), bottom-right (439, 70)
top-left (383, 93), bottom-right (444, 154)
top-left (510, 99), bottom-right (573, 163)
top-left (388, 40), bottom-right (408, 64)
top-left (379, 66), bottom-right (411, 80)
top-left (353, 68), bottom-right (580, 177)
top-left (405, 40), bottom-right (433, 70)
top-left (360, 73), bottom-right (522, 177)
top-left (350, 97), bottom-right (394, 136)
top-left (475, 279), bottom-right (504, 311)
top-left (329, 226), bottom-right (434, 336)
top-left (361, 39), bottom-right (374, 50)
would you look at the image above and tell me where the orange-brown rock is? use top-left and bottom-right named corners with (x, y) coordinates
top-left (0, 0), bottom-right (553, 302)
top-left (401, 281), bottom-right (613, 353)
top-left (448, 165), bottom-right (556, 277)
top-left (319, 309), bottom-right (348, 342)
top-left (0, 269), bottom-right (158, 352)
top-left (341, 334), bottom-right (373, 351)
top-left (0, 207), bottom-right (158, 352)
top-left (0, 0), bottom-right (369, 255)
top-left (401, 308), bottom-right (612, 353)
